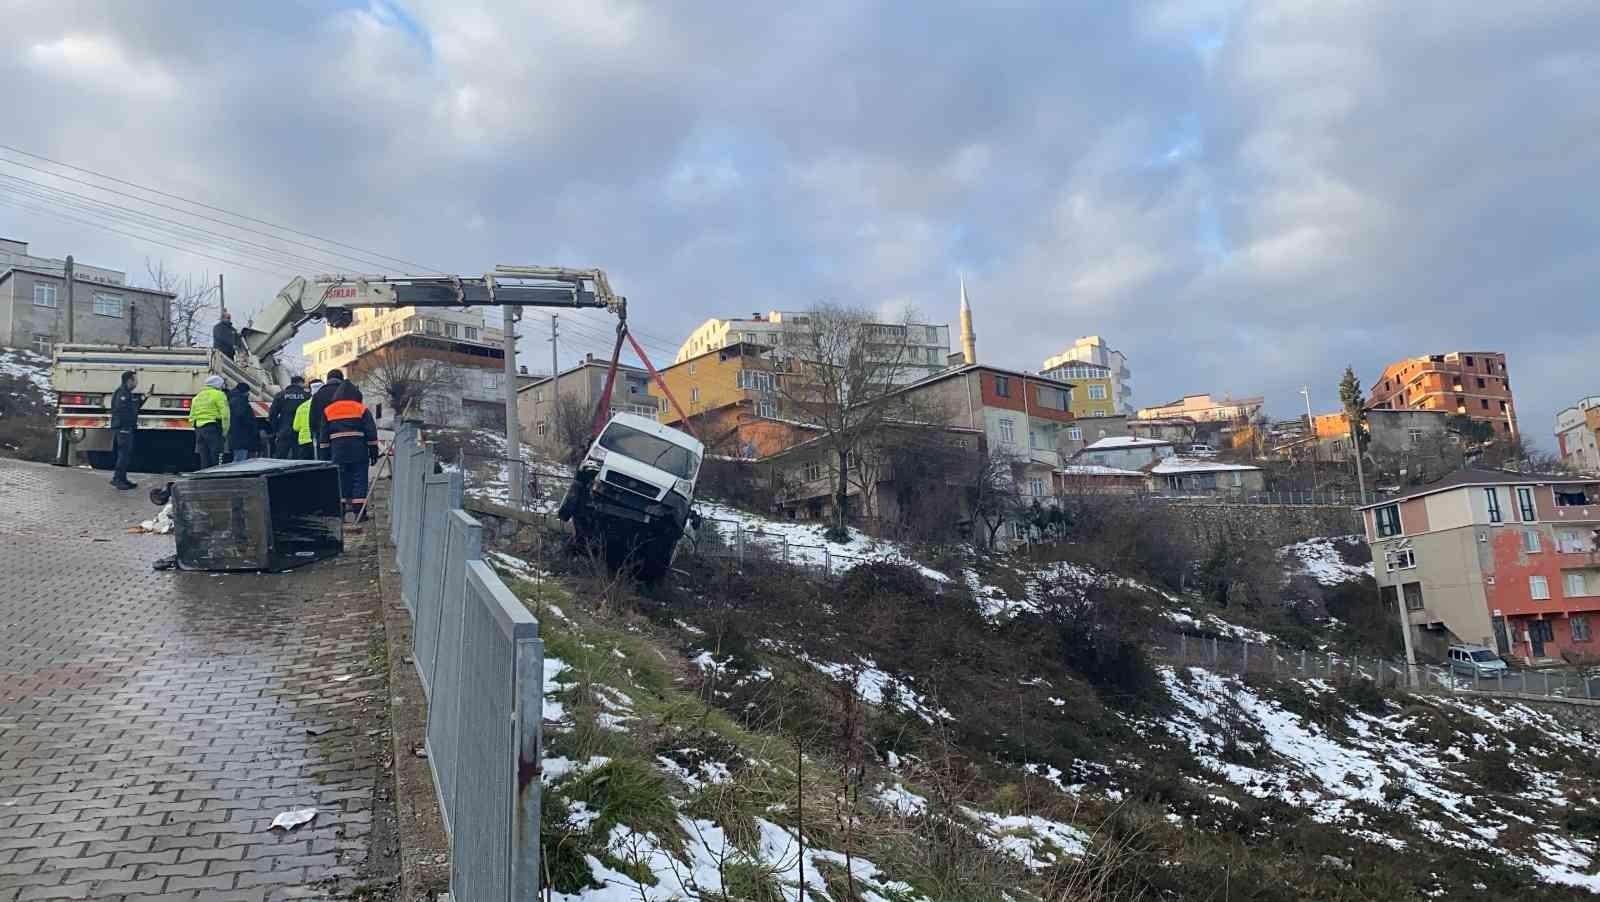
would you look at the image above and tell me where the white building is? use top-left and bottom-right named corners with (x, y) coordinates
top-left (1041, 336), bottom-right (1134, 414)
top-left (303, 306), bottom-right (509, 427)
top-left (675, 311), bottom-right (952, 384)
top-left (1556, 398), bottom-right (1600, 474)
top-left (1074, 436), bottom-right (1175, 470)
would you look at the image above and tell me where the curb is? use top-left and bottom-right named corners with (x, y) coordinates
top-left (372, 478), bottom-right (452, 900)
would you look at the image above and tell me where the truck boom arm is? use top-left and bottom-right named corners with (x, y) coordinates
top-left (241, 267), bottom-right (622, 364)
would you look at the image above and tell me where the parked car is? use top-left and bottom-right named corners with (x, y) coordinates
top-left (1447, 644), bottom-right (1508, 679)
top-left (1186, 443), bottom-right (1218, 456)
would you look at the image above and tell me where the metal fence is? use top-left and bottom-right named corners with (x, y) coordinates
top-left (1152, 630), bottom-right (1600, 701)
top-left (685, 515), bottom-right (888, 580)
top-left (389, 425), bottom-right (543, 899)
top-left (1140, 489), bottom-right (1361, 507)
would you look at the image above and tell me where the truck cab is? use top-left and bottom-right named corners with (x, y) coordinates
top-left (558, 412), bottom-right (703, 579)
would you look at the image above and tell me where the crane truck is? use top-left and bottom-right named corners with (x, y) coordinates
top-left (238, 268), bottom-right (703, 579)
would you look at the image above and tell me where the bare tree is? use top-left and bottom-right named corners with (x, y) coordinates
top-left (145, 259), bottom-right (218, 347)
top-left (969, 448), bottom-right (1025, 550)
top-left (349, 344), bottom-right (463, 423)
top-left (551, 395), bottom-right (594, 466)
top-left (773, 305), bottom-right (921, 539)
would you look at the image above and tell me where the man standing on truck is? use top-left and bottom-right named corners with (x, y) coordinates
top-left (321, 380), bottom-right (379, 518)
top-left (212, 311), bottom-right (238, 360)
top-left (189, 375), bottom-right (230, 469)
top-left (308, 369), bottom-right (345, 460)
top-left (107, 370), bottom-right (141, 491)
top-left (293, 380), bottom-right (322, 459)
top-left (266, 375), bottom-right (310, 458)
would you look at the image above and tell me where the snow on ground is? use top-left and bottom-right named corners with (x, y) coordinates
top-left (962, 807), bottom-right (1091, 871)
top-left (794, 651), bottom-right (953, 724)
top-left (1279, 536), bottom-right (1372, 586)
top-left (1160, 665), bottom-right (1594, 884)
top-left (694, 500), bottom-right (950, 582)
top-left (1163, 607), bottom-right (1275, 644)
top-left (0, 348), bottom-right (52, 397)
top-left (140, 501), bottom-right (174, 535)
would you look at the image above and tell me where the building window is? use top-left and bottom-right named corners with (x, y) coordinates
top-left (657, 397), bottom-right (667, 412)
top-left (1465, 355), bottom-right (1474, 366)
top-left (1516, 487), bottom-right (1537, 522)
top-left (425, 319), bottom-right (441, 335)
top-left (1028, 430), bottom-right (1038, 450)
top-left (1402, 582), bottom-right (1424, 611)
top-left (1375, 503), bottom-right (1402, 538)
top-left (1067, 427), bottom-right (1082, 441)
top-left (1522, 529), bottom-right (1541, 553)
top-left (31, 333), bottom-right (52, 355)
top-left (1476, 377), bottom-right (1485, 388)
top-left (465, 326), bottom-right (478, 341)
top-left (1087, 384), bottom-right (1107, 401)
top-left (803, 461), bottom-right (822, 482)
top-left (1231, 471), bottom-right (1243, 488)
top-left (1530, 575), bottom-right (1551, 600)
top-left (1028, 477), bottom-right (1045, 497)
top-left (1565, 572), bottom-right (1588, 597)
top-left (994, 375), bottom-right (1010, 397)
top-left (1093, 411), bottom-right (1105, 417)
top-left (757, 399), bottom-right (777, 418)
top-left (1386, 546), bottom-right (1416, 572)
top-left (1574, 615), bottom-right (1592, 642)
top-left (1485, 488), bottom-right (1503, 523)
top-left (32, 283), bottom-right (57, 308)
top-left (925, 326), bottom-right (939, 343)
top-left (690, 387), bottom-right (700, 404)
top-left (688, 361), bottom-right (697, 375)
top-left (1008, 521), bottom-right (1026, 540)
top-left (998, 417), bottom-right (1015, 444)
top-left (92, 293), bottom-right (123, 317)
top-left (444, 323), bottom-right (458, 338)
top-left (1407, 427), bottom-right (1425, 446)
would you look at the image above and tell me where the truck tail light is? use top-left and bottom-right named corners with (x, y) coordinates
top-left (61, 393), bottom-right (100, 406)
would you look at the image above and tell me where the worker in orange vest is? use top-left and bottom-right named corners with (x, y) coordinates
top-left (320, 380), bottom-right (380, 518)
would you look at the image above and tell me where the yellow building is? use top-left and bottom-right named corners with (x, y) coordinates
top-left (650, 341), bottom-right (781, 426)
top-left (1041, 361), bottom-right (1116, 418)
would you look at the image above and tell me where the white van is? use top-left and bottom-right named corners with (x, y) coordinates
top-left (1447, 645), bottom-right (1508, 679)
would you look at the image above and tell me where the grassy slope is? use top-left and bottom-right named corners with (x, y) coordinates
top-left (487, 534), bottom-right (1600, 902)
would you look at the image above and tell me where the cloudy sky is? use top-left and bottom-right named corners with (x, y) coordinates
top-left (2, 0), bottom-right (1596, 447)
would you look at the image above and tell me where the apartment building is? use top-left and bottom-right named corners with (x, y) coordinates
top-left (674, 311), bottom-right (951, 384)
top-left (1556, 398), bottom-right (1600, 474)
top-left (517, 356), bottom-right (655, 451)
top-left (1362, 469), bottom-right (1600, 664)
top-left (1042, 336), bottom-right (1133, 414)
top-left (648, 341), bottom-right (811, 458)
top-left (1039, 360), bottom-right (1116, 418)
top-left (0, 238), bottom-right (173, 352)
top-left (304, 306), bottom-right (507, 426)
top-left (1368, 351), bottom-right (1517, 437)
top-left (1138, 393), bottom-right (1264, 423)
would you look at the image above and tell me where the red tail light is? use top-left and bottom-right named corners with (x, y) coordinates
top-left (182, 398), bottom-right (191, 409)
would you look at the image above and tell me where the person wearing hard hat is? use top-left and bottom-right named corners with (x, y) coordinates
top-left (188, 375), bottom-right (231, 470)
top-left (293, 381), bottom-right (322, 459)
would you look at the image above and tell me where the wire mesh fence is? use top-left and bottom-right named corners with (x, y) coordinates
top-left (1151, 630), bottom-right (1600, 701)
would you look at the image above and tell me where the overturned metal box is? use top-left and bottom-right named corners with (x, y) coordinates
top-left (172, 459), bottom-right (344, 571)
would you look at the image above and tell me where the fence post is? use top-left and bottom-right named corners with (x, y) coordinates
top-left (1180, 634), bottom-right (1188, 663)
top-left (824, 547), bottom-right (831, 578)
top-left (1587, 674), bottom-right (1593, 701)
top-left (1211, 637), bottom-right (1219, 664)
top-left (1544, 671), bottom-right (1550, 697)
top-left (1300, 649), bottom-right (1308, 676)
top-left (783, 537), bottom-right (789, 566)
top-left (1242, 641), bottom-right (1250, 674)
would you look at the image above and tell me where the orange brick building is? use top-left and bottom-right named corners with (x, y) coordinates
top-left (1368, 351), bottom-right (1518, 437)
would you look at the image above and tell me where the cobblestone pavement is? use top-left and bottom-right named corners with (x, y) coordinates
top-left (0, 459), bottom-right (396, 901)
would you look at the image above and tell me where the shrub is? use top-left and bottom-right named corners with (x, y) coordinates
top-left (1566, 808), bottom-right (1600, 836)
top-left (1469, 747), bottom-right (1530, 793)
top-left (1338, 677), bottom-right (1388, 716)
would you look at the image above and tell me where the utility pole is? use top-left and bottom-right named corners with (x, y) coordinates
top-left (550, 314), bottom-right (559, 437)
top-left (502, 306), bottom-right (524, 507)
top-left (217, 273), bottom-right (226, 316)
top-left (63, 255), bottom-right (74, 343)
top-left (1349, 413), bottom-right (1368, 505)
top-left (1301, 386), bottom-right (1319, 492)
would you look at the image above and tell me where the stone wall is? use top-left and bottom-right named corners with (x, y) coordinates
top-left (1166, 501), bottom-right (1361, 547)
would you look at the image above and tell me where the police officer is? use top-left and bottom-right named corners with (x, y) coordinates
top-left (188, 375), bottom-right (230, 469)
top-left (266, 375), bottom-right (310, 458)
top-left (320, 380), bottom-right (379, 518)
top-left (308, 369), bottom-right (345, 460)
top-left (293, 381), bottom-right (322, 459)
top-left (107, 370), bottom-right (141, 490)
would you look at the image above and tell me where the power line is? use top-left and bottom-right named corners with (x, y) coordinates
top-left (0, 155), bottom-right (423, 276)
top-left (0, 143), bottom-right (443, 274)
top-left (0, 174), bottom-right (364, 274)
top-left (0, 192), bottom-right (293, 278)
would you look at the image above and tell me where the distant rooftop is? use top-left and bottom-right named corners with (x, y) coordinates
top-left (1358, 467), bottom-right (1591, 510)
top-left (1084, 436), bottom-right (1171, 449)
